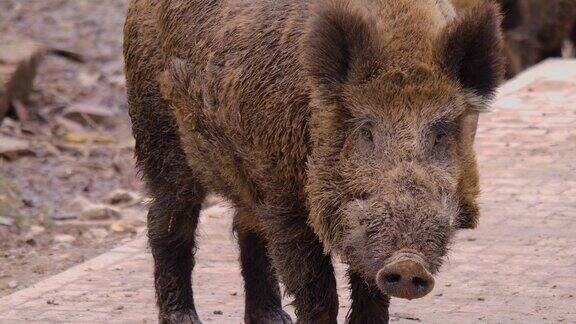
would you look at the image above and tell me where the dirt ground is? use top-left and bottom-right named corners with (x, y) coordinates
top-left (0, 0), bottom-right (142, 297)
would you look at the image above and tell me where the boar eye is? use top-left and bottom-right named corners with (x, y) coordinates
top-left (360, 127), bottom-right (374, 144)
top-left (352, 191), bottom-right (370, 201)
top-left (434, 131), bottom-right (447, 148)
top-left (431, 120), bottom-right (455, 149)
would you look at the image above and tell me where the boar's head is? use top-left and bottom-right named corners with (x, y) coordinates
top-left (303, 0), bottom-right (504, 299)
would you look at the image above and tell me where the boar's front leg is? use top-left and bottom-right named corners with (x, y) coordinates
top-left (259, 206), bottom-right (339, 323)
top-left (236, 222), bottom-right (293, 324)
top-left (148, 190), bottom-right (204, 324)
top-left (347, 270), bottom-right (390, 324)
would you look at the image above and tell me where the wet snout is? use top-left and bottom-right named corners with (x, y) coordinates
top-left (376, 251), bottom-right (435, 300)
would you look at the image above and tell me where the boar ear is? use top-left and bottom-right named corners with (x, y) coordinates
top-left (302, 1), bottom-right (380, 102)
top-left (437, 3), bottom-right (505, 107)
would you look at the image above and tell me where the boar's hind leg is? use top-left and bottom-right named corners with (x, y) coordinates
top-left (347, 271), bottom-right (390, 324)
top-left (260, 208), bottom-right (338, 323)
top-left (236, 223), bottom-right (293, 324)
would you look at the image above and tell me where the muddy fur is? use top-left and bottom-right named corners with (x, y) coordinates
top-left (124, 0), bottom-right (504, 322)
top-left (453, 0), bottom-right (576, 78)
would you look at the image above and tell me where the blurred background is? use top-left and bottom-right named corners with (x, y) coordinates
top-left (0, 0), bottom-right (145, 296)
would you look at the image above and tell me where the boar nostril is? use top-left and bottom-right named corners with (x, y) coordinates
top-left (412, 276), bottom-right (428, 290)
top-left (384, 273), bottom-right (401, 284)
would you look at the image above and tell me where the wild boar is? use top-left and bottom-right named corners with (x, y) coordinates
top-left (520, 0), bottom-right (576, 61)
top-left (452, 0), bottom-right (526, 30)
top-left (123, 0), bottom-right (504, 323)
top-left (453, 0), bottom-right (576, 78)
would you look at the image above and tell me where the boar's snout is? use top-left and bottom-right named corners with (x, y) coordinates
top-left (376, 251), bottom-right (434, 300)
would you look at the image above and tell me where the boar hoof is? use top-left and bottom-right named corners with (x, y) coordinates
top-left (159, 309), bottom-right (202, 324)
top-left (246, 308), bottom-right (293, 324)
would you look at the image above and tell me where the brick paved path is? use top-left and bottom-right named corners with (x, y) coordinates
top-left (1, 59), bottom-right (575, 323)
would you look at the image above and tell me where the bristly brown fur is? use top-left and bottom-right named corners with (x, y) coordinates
top-left (124, 0), bottom-right (504, 322)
